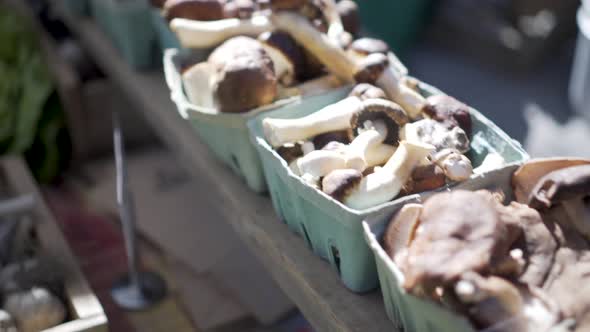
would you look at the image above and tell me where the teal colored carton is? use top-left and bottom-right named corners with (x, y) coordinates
top-left (248, 82), bottom-right (528, 292)
top-left (363, 164), bottom-right (538, 332)
top-left (163, 48), bottom-right (349, 193)
top-left (151, 8), bottom-right (181, 51)
top-left (64, 0), bottom-right (89, 16)
top-left (91, 0), bottom-right (157, 69)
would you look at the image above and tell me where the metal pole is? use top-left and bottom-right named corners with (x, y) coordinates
top-left (110, 110), bottom-right (166, 311)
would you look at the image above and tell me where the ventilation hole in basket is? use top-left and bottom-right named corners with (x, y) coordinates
top-left (330, 245), bottom-right (341, 275)
top-left (301, 224), bottom-right (313, 248)
top-left (230, 155), bottom-right (241, 173)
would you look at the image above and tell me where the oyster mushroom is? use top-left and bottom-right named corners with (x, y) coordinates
top-left (348, 83), bottom-right (387, 101)
top-left (164, 0), bottom-right (227, 21)
top-left (323, 140), bottom-right (434, 209)
top-left (207, 37), bottom-right (277, 112)
top-left (258, 30), bottom-right (305, 86)
top-left (382, 203), bottom-right (422, 264)
top-left (345, 99), bottom-right (408, 171)
top-left (170, 15), bottom-right (272, 48)
top-left (430, 148), bottom-right (473, 182)
top-left (455, 272), bottom-right (559, 332)
top-left (0, 310), bottom-right (16, 332)
top-left (400, 190), bottom-right (518, 291)
top-left (512, 158), bottom-right (590, 204)
top-left (4, 287), bottom-right (66, 332)
top-left (528, 164), bottom-right (590, 240)
top-left (263, 95), bottom-right (364, 147)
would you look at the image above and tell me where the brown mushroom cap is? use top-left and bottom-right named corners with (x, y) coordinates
top-left (349, 38), bottom-right (390, 57)
top-left (322, 169), bottom-right (363, 201)
top-left (268, 0), bottom-right (306, 11)
top-left (258, 30), bottom-right (305, 84)
top-left (208, 37), bottom-right (277, 113)
top-left (337, 0), bottom-right (360, 36)
top-left (528, 164), bottom-right (590, 210)
top-left (404, 163), bottom-right (447, 194)
top-left (276, 142), bottom-right (305, 163)
top-left (348, 98), bottom-right (409, 146)
top-left (354, 53), bottom-right (389, 84)
top-left (423, 94), bottom-right (473, 136)
top-left (164, 0), bottom-right (227, 21)
top-left (312, 130), bottom-right (350, 150)
top-left (348, 83), bottom-right (387, 101)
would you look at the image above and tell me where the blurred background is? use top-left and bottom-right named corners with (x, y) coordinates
top-left (0, 0), bottom-right (588, 331)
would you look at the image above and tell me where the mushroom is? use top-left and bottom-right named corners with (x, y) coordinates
top-left (382, 203), bottom-right (422, 264)
top-left (323, 140), bottom-right (434, 209)
top-left (423, 94), bottom-right (473, 136)
top-left (512, 158), bottom-right (590, 204)
top-left (402, 118), bottom-right (471, 154)
top-left (4, 287), bottom-right (66, 332)
top-left (223, 0), bottom-right (256, 19)
top-left (263, 95), bottom-right (364, 147)
top-left (278, 74), bottom-right (343, 98)
top-left (258, 30), bottom-right (305, 86)
top-left (182, 61), bottom-right (216, 108)
top-left (345, 98), bottom-right (408, 171)
top-left (276, 140), bottom-right (314, 174)
top-left (207, 37), bottom-right (277, 112)
top-left (528, 164), bottom-right (590, 239)
top-left (347, 38), bottom-right (389, 62)
top-left (399, 190), bottom-right (516, 291)
top-left (454, 272), bottom-right (559, 332)
top-left (430, 148), bottom-right (473, 182)
top-left (164, 0), bottom-right (227, 21)
top-left (170, 15), bottom-right (272, 48)
top-left (311, 130), bottom-right (350, 149)
top-left (0, 310), bottom-right (16, 332)
top-left (348, 83), bottom-right (387, 101)
top-left (336, 0), bottom-right (359, 36)
top-left (403, 163), bottom-right (447, 195)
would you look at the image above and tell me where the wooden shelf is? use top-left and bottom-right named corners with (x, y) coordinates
top-left (56, 8), bottom-right (394, 332)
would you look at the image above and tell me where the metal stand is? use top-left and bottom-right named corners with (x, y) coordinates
top-left (110, 111), bottom-right (166, 311)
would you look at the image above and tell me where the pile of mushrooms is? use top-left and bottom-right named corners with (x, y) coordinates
top-left (381, 159), bottom-right (590, 332)
top-left (262, 82), bottom-right (497, 209)
top-left (151, 0), bottom-right (366, 113)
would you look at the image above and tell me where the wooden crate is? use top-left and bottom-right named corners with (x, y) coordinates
top-left (0, 157), bottom-right (107, 332)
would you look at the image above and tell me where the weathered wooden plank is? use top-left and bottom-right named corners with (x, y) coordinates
top-left (54, 8), bottom-right (395, 331)
top-left (1, 157), bottom-right (108, 332)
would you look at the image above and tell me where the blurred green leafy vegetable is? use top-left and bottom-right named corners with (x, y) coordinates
top-left (0, 6), bottom-right (70, 182)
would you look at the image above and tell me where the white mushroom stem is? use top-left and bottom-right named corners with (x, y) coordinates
top-left (344, 141), bottom-right (435, 209)
top-left (322, 0), bottom-right (349, 45)
top-left (365, 144), bottom-right (396, 167)
top-left (263, 96), bottom-right (363, 147)
top-left (271, 12), bottom-right (356, 81)
top-left (297, 150), bottom-right (346, 179)
top-left (271, 12), bottom-right (425, 118)
top-left (345, 121), bottom-right (387, 171)
top-left (278, 75), bottom-right (343, 98)
top-left (171, 16), bottom-right (272, 48)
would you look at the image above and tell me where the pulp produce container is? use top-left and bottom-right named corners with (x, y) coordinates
top-left (248, 82), bottom-right (528, 292)
top-left (570, 6), bottom-right (590, 117)
top-left (164, 48), bottom-right (348, 193)
top-left (362, 160), bottom-right (572, 331)
top-left (91, 0), bottom-right (157, 69)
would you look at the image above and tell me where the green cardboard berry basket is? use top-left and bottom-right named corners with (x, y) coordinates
top-left (362, 164), bottom-right (546, 332)
top-left (151, 8), bottom-right (181, 51)
top-left (247, 82), bottom-right (529, 292)
top-left (91, 0), bottom-right (157, 69)
top-left (163, 48), bottom-right (349, 193)
top-left (63, 0), bottom-right (89, 16)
